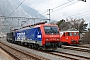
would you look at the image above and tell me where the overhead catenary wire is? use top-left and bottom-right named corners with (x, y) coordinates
top-left (52, 1), bottom-right (77, 13)
top-left (38, 0), bottom-right (87, 19)
top-left (67, 6), bottom-right (90, 15)
top-left (52, 0), bottom-right (73, 10)
top-left (68, 10), bottom-right (90, 17)
top-left (57, 0), bottom-right (88, 20)
top-left (40, 0), bottom-right (75, 21)
top-left (37, 0), bottom-right (75, 17)
top-left (51, 9), bottom-right (90, 21)
top-left (38, 0), bottom-right (86, 18)
top-left (8, 0), bottom-right (25, 17)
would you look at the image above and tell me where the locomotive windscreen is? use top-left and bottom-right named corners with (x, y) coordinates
top-left (44, 26), bottom-right (59, 34)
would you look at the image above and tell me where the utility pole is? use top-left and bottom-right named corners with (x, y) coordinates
top-left (47, 9), bottom-right (53, 21)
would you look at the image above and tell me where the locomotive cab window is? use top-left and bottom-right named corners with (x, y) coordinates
top-left (44, 26), bottom-right (59, 34)
top-left (74, 32), bottom-right (77, 36)
top-left (65, 32), bottom-right (69, 36)
top-left (69, 32), bottom-right (72, 36)
top-left (76, 32), bottom-right (79, 36)
top-left (63, 33), bottom-right (65, 36)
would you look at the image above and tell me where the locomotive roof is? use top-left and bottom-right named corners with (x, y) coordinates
top-left (34, 24), bottom-right (58, 27)
top-left (13, 24), bottom-right (58, 32)
top-left (60, 28), bottom-right (79, 32)
top-left (60, 30), bottom-right (79, 32)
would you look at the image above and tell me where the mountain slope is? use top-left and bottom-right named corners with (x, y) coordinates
top-left (21, 4), bottom-right (45, 18)
top-left (0, 0), bottom-right (46, 33)
top-left (0, 0), bottom-right (46, 18)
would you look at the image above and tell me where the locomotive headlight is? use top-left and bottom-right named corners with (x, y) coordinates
top-left (71, 40), bottom-right (76, 42)
top-left (57, 38), bottom-right (60, 40)
top-left (46, 38), bottom-right (49, 41)
top-left (66, 37), bottom-right (68, 39)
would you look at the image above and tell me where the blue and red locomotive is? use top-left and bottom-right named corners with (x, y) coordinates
top-left (7, 21), bottom-right (62, 50)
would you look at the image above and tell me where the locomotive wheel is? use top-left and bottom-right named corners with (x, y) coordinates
top-left (35, 44), bottom-right (39, 49)
top-left (59, 45), bottom-right (62, 48)
top-left (31, 45), bottom-right (34, 48)
top-left (18, 42), bottom-right (21, 45)
top-left (20, 42), bottom-right (23, 46)
top-left (29, 44), bottom-right (34, 49)
top-left (38, 47), bottom-right (43, 51)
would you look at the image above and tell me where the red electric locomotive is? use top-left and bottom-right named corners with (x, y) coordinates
top-left (60, 29), bottom-right (81, 45)
top-left (34, 22), bottom-right (62, 50)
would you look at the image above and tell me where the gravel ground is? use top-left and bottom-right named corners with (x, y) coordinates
top-left (79, 44), bottom-right (90, 48)
top-left (0, 48), bottom-right (15, 60)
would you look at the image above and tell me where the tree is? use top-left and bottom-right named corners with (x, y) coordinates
top-left (79, 20), bottom-right (87, 33)
top-left (56, 18), bottom-right (88, 33)
top-left (82, 29), bottom-right (90, 44)
top-left (56, 19), bottom-right (71, 30)
top-left (69, 18), bottom-right (88, 33)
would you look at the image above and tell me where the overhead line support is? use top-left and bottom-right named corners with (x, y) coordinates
top-left (47, 9), bottom-right (53, 21)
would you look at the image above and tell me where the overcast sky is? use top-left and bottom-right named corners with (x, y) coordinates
top-left (20, 0), bottom-right (90, 25)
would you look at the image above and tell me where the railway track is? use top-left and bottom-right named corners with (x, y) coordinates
top-left (43, 50), bottom-right (90, 60)
top-left (45, 51), bottom-right (79, 60)
top-left (62, 45), bottom-right (90, 53)
top-left (78, 45), bottom-right (90, 48)
top-left (0, 39), bottom-right (90, 60)
top-left (0, 41), bottom-right (50, 60)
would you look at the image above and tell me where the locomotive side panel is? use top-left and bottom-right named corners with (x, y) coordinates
top-left (14, 27), bottom-right (42, 46)
top-left (26, 27), bottom-right (42, 46)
